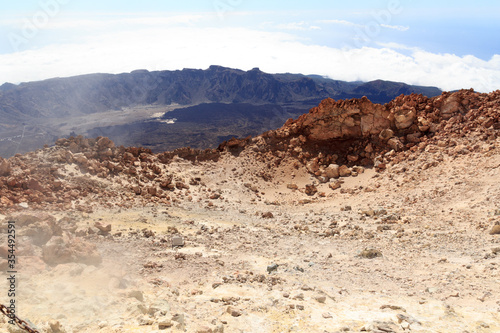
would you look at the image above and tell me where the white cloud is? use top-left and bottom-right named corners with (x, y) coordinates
top-left (0, 25), bottom-right (498, 92)
top-left (380, 24), bottom-right (409, 31)
top-left (275, 21), bottom-right (321, 31)
top-left (376, 42), bottom-right (419, 51)
top-left (4, 13), bottom-right (205, 30)
top-left (318, 20), bottom-right (409, 31)
top-left (318, 19), bottom-right (363, 28)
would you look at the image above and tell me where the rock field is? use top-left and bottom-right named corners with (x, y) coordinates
top-left (1, 90), bottom-right (500, 332)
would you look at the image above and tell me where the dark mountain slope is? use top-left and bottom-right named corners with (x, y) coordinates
top-left (0, 66), bottom-right (442, 157)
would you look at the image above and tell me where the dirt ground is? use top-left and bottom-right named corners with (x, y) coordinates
top-left (1, 134), bottom-right (499, 333)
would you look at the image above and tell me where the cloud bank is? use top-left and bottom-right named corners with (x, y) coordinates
top-left (1, 24), bottom-right (499, 92)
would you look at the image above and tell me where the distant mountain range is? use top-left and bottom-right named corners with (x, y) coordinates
top-left (0, 66), bottom-right (442, 157)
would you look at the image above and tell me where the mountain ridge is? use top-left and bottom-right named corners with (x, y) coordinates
top-left (0, 66), bottom-right (442, 157)
top-left (0, 66), bottom-right (442, 122)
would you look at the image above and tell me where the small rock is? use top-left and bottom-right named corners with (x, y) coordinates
top-left (380, 304), bottom-right (405, 312)
top-left (489, 225), bottom-right (500, 235)
top-left (324, 164), bottom-right (340, 179)
top-left (94, 222), bottom-right (111, 236)
top-left (347, 155), bottom-right (359, 162)
top-left (267, 263), bottom-right (279, 274)
top-left (226, 306), bottom-right (242, 317)
top-left (138, 316), bottom-right (154, 326)
top-left (262, 212), bottom-right (274, 219)
top-left (306, 160), bottom-right (320, 173)
top-left (157, 319), bottom-right (174, 329)
top-left (314, 295), bottom-right (327, 304)
top-left (0, 159), bottom-right (11, 176)
top-left (210, 193), bottom-right (221, 200)
top-left (128, 290), bottom-right (144, 302)
top-left (172, 313), bottom-right (185, 329)
top-left (329, 181), bottom-right (342, 190)
top-left (425, 287), bottom-right (438, 294)
top-left (379, 128), bottom-right (394, 141)
top-left (196, 326), bottom-right (213, 333)
top-left (358, 248), bottom-right (382, 259)
top-left (387, 137), bottom-right (404, 151)
top-left (49, 320), bottom-right (65, 333)
top-left (305, 184), bottom-right (318, 196)
top-left (172, 235), bottom-right (185, 247)
top-left (338, 165), bottom-right (351, 177)
top-left (317, 176), bottom-right (329, 183)
top-left (322, 312), bottom-right (332, 319)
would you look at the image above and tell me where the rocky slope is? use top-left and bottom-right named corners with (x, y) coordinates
top-left (0, 89), bottom-right (499, 333)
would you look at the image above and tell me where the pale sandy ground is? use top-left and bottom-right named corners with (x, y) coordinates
top-left (1, 137), bottom-right (500, 333)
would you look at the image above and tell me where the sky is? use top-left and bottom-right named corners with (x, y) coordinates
top-left (0, 0), bottom-right (499, 92)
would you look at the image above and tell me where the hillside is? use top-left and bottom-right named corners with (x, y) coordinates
top-left (0, 89), bottom-right (499, 332)
top-left (0, 66), bottom-right (441, 157)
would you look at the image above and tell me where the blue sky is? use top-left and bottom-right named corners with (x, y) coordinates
top-left (0, 0), bottom-right (499, 91)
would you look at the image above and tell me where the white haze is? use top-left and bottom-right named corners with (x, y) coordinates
top-left (1, 24), bottom-right (499, 92)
